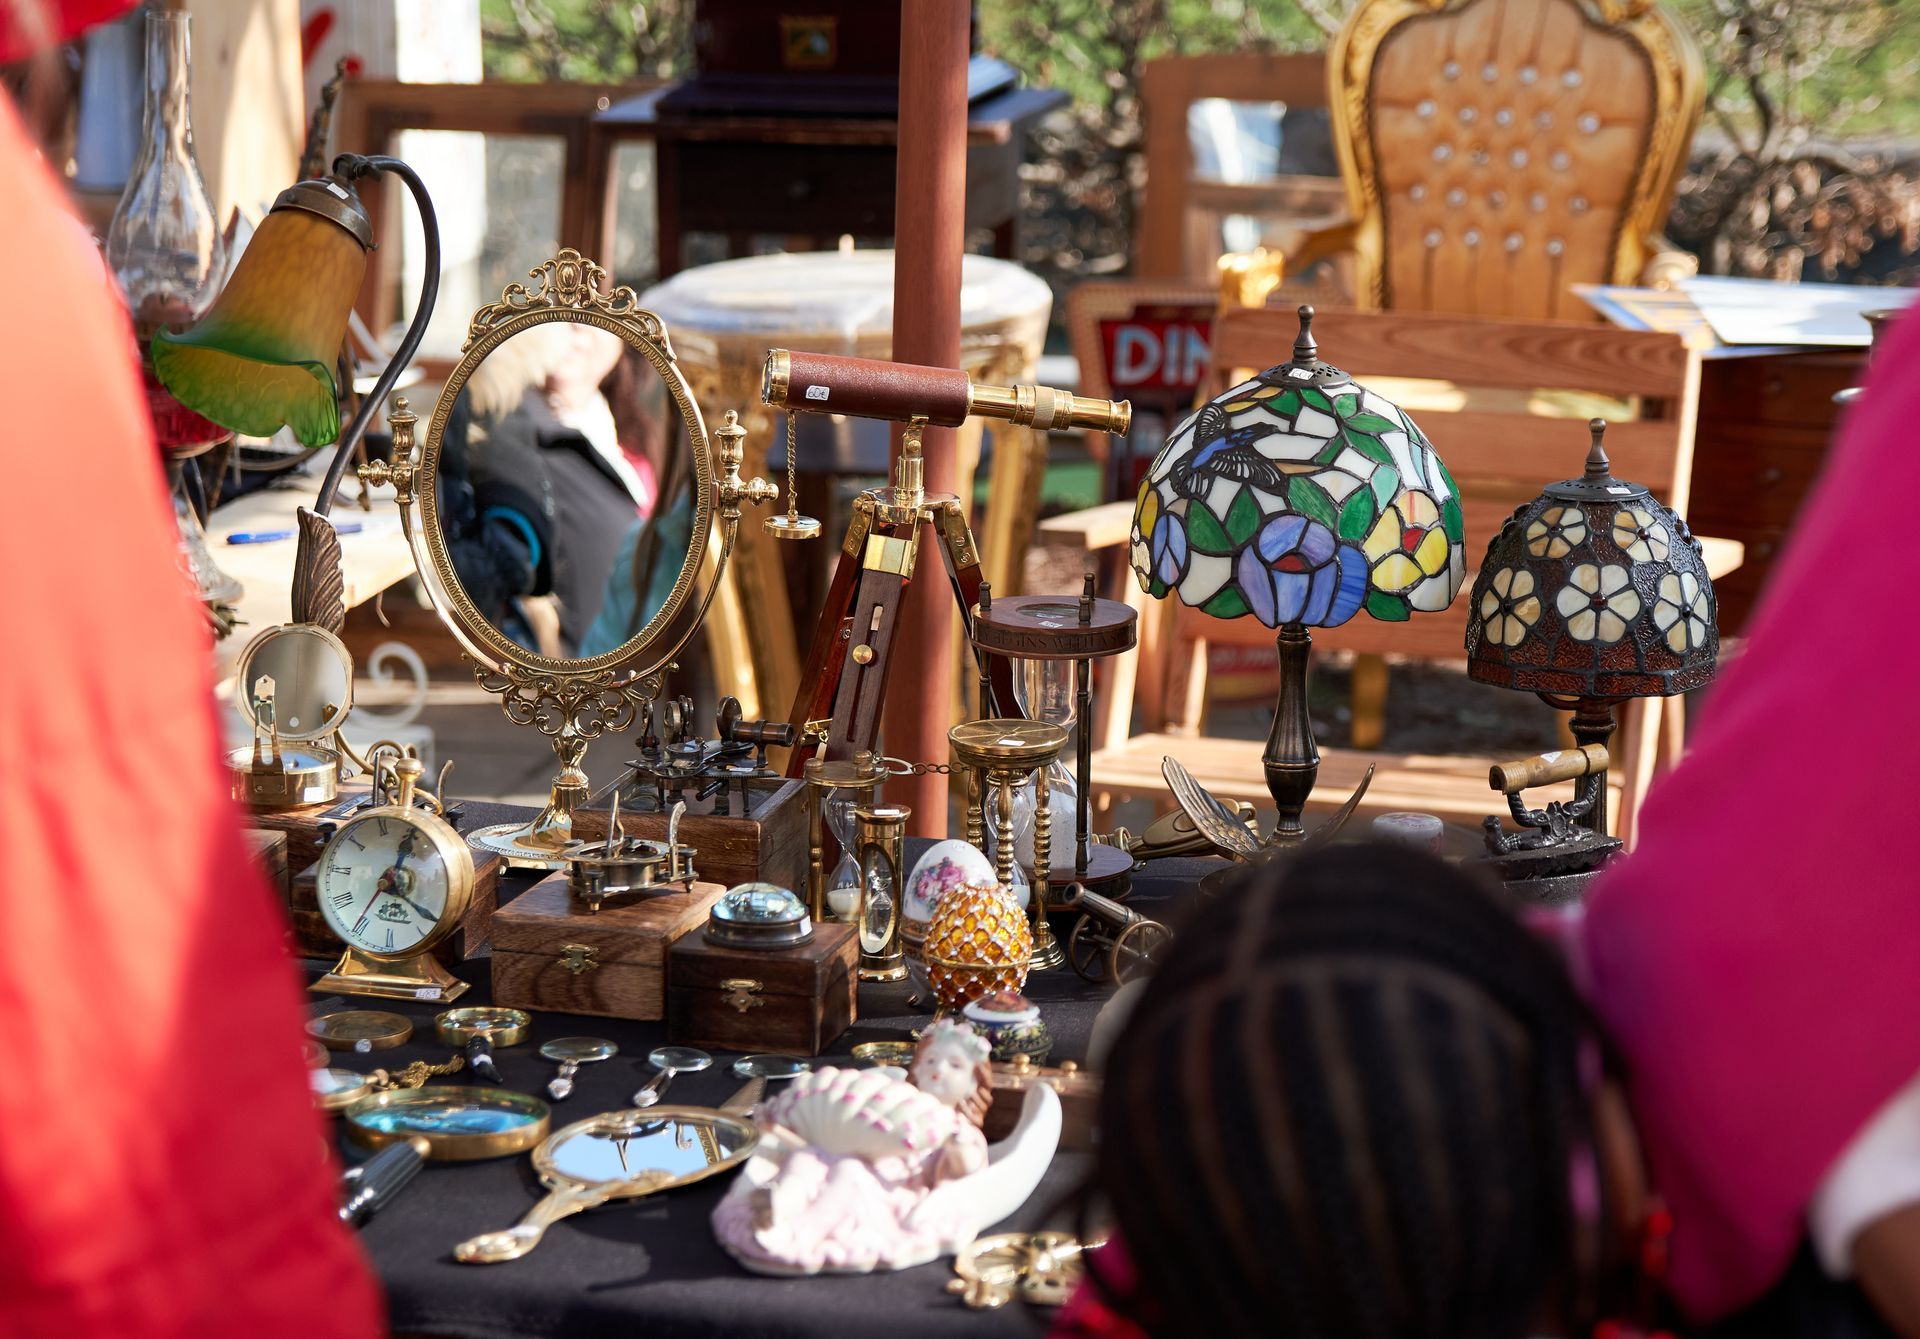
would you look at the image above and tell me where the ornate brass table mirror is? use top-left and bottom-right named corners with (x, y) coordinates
top-left (359, 250), bottom-right (778, 869)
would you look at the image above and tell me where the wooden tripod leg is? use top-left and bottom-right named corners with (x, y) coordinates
top-left (783, 500), bottom-right (894, 777)
top-left (930, 500), bottom-right (1019, 720)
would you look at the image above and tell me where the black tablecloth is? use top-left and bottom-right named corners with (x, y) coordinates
top-left (320, 800), bottom-right (1222, 1338)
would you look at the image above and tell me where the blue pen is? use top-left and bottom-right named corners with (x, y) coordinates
top-left (227, 522), bottom-right (364, 545)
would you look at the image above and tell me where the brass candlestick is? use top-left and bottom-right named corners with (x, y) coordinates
top-left (950, 719), bottom-right (1070, 970)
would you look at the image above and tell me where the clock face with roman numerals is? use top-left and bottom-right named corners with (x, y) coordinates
top-left (318, 811), bottom-right (453, 959)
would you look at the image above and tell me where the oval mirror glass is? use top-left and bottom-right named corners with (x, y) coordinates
top-left (545, 1110), bottom-right (755, 1185)
top-left (427, 318), bottom-right (708, 667)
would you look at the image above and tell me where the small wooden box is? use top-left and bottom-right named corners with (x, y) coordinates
top-left (244, 781), bottom-right (373, 877)
top-left (571, 778), bottom-right (808, 891)
top-left (492, 874), bottom-right (725, 1021)
top-left (984, 1060), bottom-right (1100, 1151)
top-left (242, 828), bottom-right (290, 901)
top-left (286, 852), bottom-right (501, 963)
top-left (667, 923), bottom-right (857, 1056)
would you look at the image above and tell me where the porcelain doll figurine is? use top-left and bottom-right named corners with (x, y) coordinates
top-left (712, 1019), bottom-right (1061, 1275)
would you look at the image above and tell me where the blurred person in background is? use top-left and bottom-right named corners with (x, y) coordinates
top-left (0, 3), bottom-right (380, 1336)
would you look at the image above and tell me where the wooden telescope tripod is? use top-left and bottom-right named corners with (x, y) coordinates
top-left (762, 350), bottom-right (1131, 774)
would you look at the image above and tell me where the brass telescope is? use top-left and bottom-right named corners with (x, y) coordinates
top-left (762, 349), bottom-right (1131, 436)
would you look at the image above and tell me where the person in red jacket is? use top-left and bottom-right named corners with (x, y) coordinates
top-left (0, 7), bottom-right (383, 1336)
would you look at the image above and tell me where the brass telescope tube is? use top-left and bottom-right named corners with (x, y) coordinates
top-left (762, 349), bottom-right (1131, 436)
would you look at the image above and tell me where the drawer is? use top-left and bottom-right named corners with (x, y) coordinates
top-left (1699, 353), bottom-right (1861, 429)
top-left (1687, 433), bottom-right (1831, 530)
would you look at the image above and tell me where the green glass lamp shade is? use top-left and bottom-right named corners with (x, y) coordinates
top-left (1129, 307), bottom-right (1466, 627)
top-left (151, 179), bottom-right (372, 447)
top-left (1465, 419), bottom-right (1717, 700)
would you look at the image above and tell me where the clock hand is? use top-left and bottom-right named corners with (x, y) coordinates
top-left (391, 826), bottom-right (420, 873)
top-left (393, 892), bottom-right (440, 924)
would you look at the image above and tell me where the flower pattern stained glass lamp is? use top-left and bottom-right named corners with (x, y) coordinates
top-left (1465, 418), bottom-right (1718, 837)
top-left (1129, 306), bottom-right (1467, 844)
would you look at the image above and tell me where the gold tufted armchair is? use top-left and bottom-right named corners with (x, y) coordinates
top-left (1219, 0), bottom-right (1704, 316)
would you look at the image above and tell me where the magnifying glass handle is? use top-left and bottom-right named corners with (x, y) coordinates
top-left (549, 1060), bottom-right (579, 1101)
top-left (340, 1137), bottom-right (429, 1226)
top-left (465, 1036), bottom-right (501, 1084)
top-left (631, 1069), bottom-right (674, 1108)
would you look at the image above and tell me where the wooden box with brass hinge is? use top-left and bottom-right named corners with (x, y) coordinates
top-left (491, 873), bottom-right (725, 1021)
top-left (285, 851), bottom-right (501, 963)
top-left (571, 778), bottom-right (809, 891)
top-left (667, 923), bottom-right (857, 1056)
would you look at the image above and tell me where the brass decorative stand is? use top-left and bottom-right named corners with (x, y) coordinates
top-left (950, 719), bottom-right (1070, 970)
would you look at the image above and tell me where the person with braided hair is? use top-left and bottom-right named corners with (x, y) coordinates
top-left (1060, 843), bottom-right (1654, 1339)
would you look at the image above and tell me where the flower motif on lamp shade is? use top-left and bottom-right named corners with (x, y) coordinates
top-left (1129, 309), bottom-right (1466, 628)
top-left (1465, 419), bottom-right (1718, 700)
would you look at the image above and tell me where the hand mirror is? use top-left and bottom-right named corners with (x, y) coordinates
top-left (452, 1105), bottom-right (758, 1264)
top-left (385, 249), bottom-right (777, 867)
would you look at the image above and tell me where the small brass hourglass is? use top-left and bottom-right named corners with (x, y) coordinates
top-left (802, 750), bottom-right (886, 923)
top-left (949, 719), bottom-right (1070, 970)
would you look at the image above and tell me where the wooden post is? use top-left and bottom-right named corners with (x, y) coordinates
top-left (887, 0), bottom-right (970, 837)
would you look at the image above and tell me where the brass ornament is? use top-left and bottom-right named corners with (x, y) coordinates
top-left (947, 1231), bottom-right (1103, 1309)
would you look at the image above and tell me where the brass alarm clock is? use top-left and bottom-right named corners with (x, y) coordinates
top-left (313, 752), bottom-right (475, 1004)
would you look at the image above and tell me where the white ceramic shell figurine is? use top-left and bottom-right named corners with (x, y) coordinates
top-left (755, 1066), bottom-right (967, 1164)
top-left (711, 1020), bottom-right (1062, 1276)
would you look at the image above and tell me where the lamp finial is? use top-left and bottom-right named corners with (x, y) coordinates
top-left (1292, 305), bottom-right (1317, 368)
top-left (1584, 418), bottom-right (1611, 481)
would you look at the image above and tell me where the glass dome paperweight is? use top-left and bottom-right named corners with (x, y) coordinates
top-left (707, 882), bottom-right (814, 950)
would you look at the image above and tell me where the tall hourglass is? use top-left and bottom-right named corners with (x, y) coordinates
top-left (803, 751), bottom-right (887, 923)
top-left (1015, 655), bottom-right (1078, 882)
top-left (824, 792), bottom-right (863, 923)
top-left (971, 576), bottom-right (1139, 896)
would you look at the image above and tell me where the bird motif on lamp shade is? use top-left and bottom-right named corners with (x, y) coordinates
top-left (1130, 307), bottom-right (1467, 629)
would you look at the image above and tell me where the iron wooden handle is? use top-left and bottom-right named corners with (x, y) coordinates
top-left (1489, 744), bottom-right (1609, 794)
top-left (763, 349), bottom-right (1130, 434)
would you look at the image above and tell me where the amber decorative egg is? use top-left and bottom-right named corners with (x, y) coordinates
top-left (922, 882), bottom-right (1032, 1011)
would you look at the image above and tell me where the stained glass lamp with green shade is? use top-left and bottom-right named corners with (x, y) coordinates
top-left (150, 153), bottom-right (441, 630)
top-left (1128, 306), bottom-right (1466, 844)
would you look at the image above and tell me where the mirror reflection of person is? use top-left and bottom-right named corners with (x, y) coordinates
top-left (576, 471), bottom-right (696, 659)
top-left (442, 323), bottom-right (666, 656)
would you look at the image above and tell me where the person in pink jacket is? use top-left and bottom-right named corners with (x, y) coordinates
top-left (1585, 305), bottom-right (1920, 1333)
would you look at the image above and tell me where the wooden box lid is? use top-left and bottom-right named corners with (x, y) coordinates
top-left (670, 923), bottom-right (857, 998)
top-left (492, 875), bottom-right (725, 966)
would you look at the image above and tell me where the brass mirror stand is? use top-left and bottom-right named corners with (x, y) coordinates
top-left (363, 250), bottom-right (778, 868)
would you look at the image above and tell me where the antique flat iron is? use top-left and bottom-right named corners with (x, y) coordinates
top-left (1479, 744), bottom-right (1621, 903)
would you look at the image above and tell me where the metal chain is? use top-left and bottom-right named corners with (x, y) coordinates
top-left (784, 411), bottom-right (800, 520)
top-left (371, 1054), bottom-right (466, 1091)
top-left (880, 756), bottom-right (957, 776)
